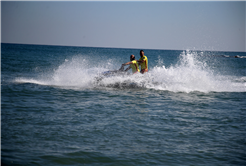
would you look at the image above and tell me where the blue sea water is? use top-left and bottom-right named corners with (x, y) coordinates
top-left (1, 43), bottom-right (246, 165)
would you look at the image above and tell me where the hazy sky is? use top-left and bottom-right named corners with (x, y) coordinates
top-left (1, 1), bottom-right (245, 52)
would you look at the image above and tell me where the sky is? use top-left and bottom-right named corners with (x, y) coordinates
top-left (1, 1), bottom-right (245, 52)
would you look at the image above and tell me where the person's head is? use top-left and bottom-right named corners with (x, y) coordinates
top-left (140, 50), bottom-right (144, 57)
top-left (130, 54), bottom-right (135, 61)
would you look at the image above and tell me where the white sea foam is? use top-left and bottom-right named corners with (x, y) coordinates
top-left (15, 51), bottom-right (245, 93)
top-left (147, 50), bottom-right (245, 92)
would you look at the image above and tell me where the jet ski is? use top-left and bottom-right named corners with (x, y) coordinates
top-left (94, 66), bottom-right (129, 82)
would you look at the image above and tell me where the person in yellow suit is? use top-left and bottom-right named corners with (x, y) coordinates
top-left (137, 50), bottom-right (148, 74)
top-left (121, 55), bottom-right (140, 74)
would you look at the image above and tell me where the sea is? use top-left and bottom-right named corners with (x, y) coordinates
top-left (1, 43), bottom-right (246, 166)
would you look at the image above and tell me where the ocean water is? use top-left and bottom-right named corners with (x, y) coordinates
top-left (1, 43), bottom-right (246, 166)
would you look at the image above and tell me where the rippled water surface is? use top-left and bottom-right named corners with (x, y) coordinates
top-left (2, 44), bottom-right (246, 165)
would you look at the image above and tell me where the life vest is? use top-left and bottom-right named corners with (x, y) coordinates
top-left (139, 55), bottom-right (148, 70)
top-left (130, 60), bottom-right (140, 73)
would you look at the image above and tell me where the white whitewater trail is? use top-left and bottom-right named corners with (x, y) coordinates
top-left (148, 51), bottom-right (245, 92)
top-left (15, 51), bottom-right (245, 93)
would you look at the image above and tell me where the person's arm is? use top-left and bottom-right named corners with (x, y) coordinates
top-left (137, 57), bottom-right (146, 64)
top-left (135, 60), bottom-right (143, 66)
top-left (122, 61), bottom-right (133, 66)
top-left (120, 61), bottom-right (132, 72)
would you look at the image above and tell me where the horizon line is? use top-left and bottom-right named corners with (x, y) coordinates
top-left (1, 42), bottom-right (245, 53)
